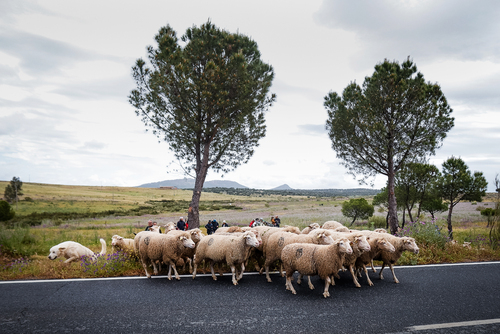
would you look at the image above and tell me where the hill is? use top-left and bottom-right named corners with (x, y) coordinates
top-left (271, 184), bottom-right (293, 190)
top-left (137, 178), bottom-right (248, 189)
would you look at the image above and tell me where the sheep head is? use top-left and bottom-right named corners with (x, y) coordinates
top-left (355, 236), bottom-right (371, 252)
top-left (402, 237), bottom-right (419, 254)
top-left (243, 231), bottom-right (260, 248)
top-left (377, 239), bottom-right (396, 253)
top-left (180, 236), bottom-right (196, 249)
top-left (336, 238), bottom-right (353, 254)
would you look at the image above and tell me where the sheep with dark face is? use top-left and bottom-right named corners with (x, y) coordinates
top-left (281, 238), bottom-right (353, 298)
top-left (192, 231), bottom-right (260, 285)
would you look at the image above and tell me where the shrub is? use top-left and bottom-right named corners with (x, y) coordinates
top-left (397, 220), bottom-right (448, 249)
top-left (0, 200), bottom-right (15, 221)
top-left (80, 251), bottom-right (137, 277)
top-left (369, 216), bottom-right (387, 229)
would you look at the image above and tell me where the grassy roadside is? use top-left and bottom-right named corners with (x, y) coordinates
top-left (1, 182), bottom-right (499, 280)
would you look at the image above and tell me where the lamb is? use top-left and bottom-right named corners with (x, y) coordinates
top-left (192, 231), bottom-right (260, 285)
top-left (281, 238), bottom-right (353, 298)
top-left (300, 223), bottom-right (321, 234)
top-left (111, 235), bottom-right (135, 254)
top-left (263, 229), bottom-right (334, 282)
top-left (372, 234), bottom-right (419, 283)
top-left (138, 231), bottom-right (195, 279)
top-left (167, 228), bottom-right (204, 273)
top-left (354, 232), bottom-right (396, 286)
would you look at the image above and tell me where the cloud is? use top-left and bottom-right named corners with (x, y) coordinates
top-left (314, 0), bottom-right (500, 68)
top-left (296, 124), bottom-right (327, 137)
top-left (0, 28), bottom-right (113, 76)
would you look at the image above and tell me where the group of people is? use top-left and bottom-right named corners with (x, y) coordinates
top-left (144, 217), bottom-right (190, 232)
top-left (249, 215), bottom-right (280, 228)
top-left (204, 219), bottom-right (229, 235)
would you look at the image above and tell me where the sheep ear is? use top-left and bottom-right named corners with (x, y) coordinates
top-left (59, 247), bottom-right (66, 251)
top-left (179, 236), bottom-right (183, 240)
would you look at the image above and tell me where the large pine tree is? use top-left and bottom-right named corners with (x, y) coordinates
top-left (129, 21), bottom-right (275, 229)
top-left (324, 59), bottom-right (454, 234)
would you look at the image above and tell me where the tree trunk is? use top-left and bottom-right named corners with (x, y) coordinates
top-left (406, 203), bottom-right (414, 223)
top-left (447, 205), bottom-right (454, 240)
top-left (187, 143), bottom-right (210, 230)
top-left (402, 206), bottom-right (406, 228)
top-left (387, 160), bottom-right (399, 234)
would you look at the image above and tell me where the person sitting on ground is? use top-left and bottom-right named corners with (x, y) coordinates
top-left (221, 220), bottom-right (229, 227)
top-left (177, 217), bottom-right (187, 231)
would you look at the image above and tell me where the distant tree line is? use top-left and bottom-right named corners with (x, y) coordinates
top-left (200, 187), bottom-right (381, 197)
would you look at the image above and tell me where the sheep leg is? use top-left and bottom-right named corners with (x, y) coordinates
top-left (230, 265), bottom-right (238, 285)
top-left (362, 264), bottom-right (374, 286)
top-left (152, 261), bottom-right (159, 275)
top-left (210, 262), bottom-right (217, 281)
top-left (323, 276), bottom-right (331, 298)
top-left (379, 263), bottom-right (386, 280)
top-left (280, 263), bottom-right (284, 277)
top-left (263, 259), bottom-right (273, 283)
top-left (349, 265), bottom-right (361, 288)
top-left (307, 276), bottom-right (314, 290)
top-left (388, 263), bottom-right (399, 283)
top-left (192, 262), bottom-right (198, 279)
top-left (141, 259), bottom-right (152, 278)
top-left (285, 273), bottom-right (296, 294)
top-left (187, 258), bottom-right (193, 273)
top-left (370, 259), bottom-right (377, 273)
top-left (170, 262), bottom-right (180, 280)
top-left (237, 263), bottom-right (245, 281)
top-left (297, 274), bottom-right (302, 284)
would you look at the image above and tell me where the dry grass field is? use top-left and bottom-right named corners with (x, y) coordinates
top-left (1, 181), bottom-right (499, 280)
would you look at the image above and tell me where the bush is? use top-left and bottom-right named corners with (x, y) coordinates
top-left (0, 200), bottom-right (15, 221)
top-left (397, 220), bottom-right (448, 249)
top-left (369, 216), bottom-right (387, 229)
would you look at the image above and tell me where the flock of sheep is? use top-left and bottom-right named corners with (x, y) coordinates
top-left (110, 221), bottom-right (419, 298)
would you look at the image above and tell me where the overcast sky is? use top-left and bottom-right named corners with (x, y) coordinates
top-left (1, 0), bottom-right (499, 192)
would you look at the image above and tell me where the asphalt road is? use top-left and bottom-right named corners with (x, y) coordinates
top-left (1, 262), bottom-right (499, 334)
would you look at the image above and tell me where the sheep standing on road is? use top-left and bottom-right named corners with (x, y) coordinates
top-left (372, 234), bottom-right (419, 283)
top-left (281, 238), bottom-right (353, 298)
top-left (138, 232), bottom-right (195, 280)
top-left (167, 228), bottom-right (204, 273)
top-left (263, 229), bottom-right (334, 282)
top-left (192, 231), bottom-right (260, 285)
top-left (354, 233), bottom-right (396, 286)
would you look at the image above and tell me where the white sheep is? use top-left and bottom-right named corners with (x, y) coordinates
top-left (167, 228), bottom-right (204, 273)
top-left (138, 231), bottom-right (195, 280)
top-left (163, 222), bottom-right (176, 233)
top-left (192, 231), bottom-right (260, 285)
top-left (263, 229), bottom-right (334, 282)
top-left (281, 238), bottom-right (353, 298)
top-left (297, 231), bottom-right (372, 289)
top-left (372, 234), bottom-right (419, 283)
top-left (322, 221), bottom-right (345, 230)
top-left (354, 232), bottom-right (396, 286)
top-left (111, 235), bottom-right (135, 255)
top-left (300, 223), bottom-right (321, 234)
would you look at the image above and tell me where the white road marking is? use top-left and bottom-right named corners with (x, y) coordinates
top-left (408, 318), bottom-right (500, 330)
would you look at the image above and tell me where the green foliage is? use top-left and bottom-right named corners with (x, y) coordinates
top-left (0, 200), bottom-right (15, 221)
top-left (4, 177), bottom-right (24, 203)
top-left (398, 220), bottom-right (448, 249)
top-left (369, 216), bottom-right (387, 229)
top-left (436, 156), bottom-right (488, 238)
top-left (129, 21), bottom-right (276, 228)
top-left (0, 224), bottom-right (37, 257)
top-left (420, 196), bottom-right (448, 219)
top-left (324, 58), bottom-right (454, 234)
top-left (341, 198), bottom-right (374, 226)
